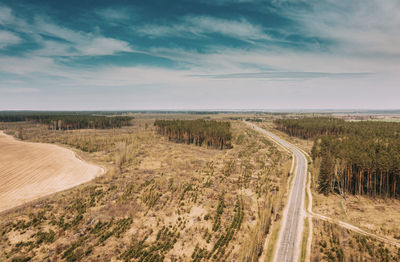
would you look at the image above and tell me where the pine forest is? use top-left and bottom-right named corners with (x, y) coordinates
top-left (275, 117), bottom-right (400, 199)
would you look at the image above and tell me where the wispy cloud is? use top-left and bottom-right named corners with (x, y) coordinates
top-left (0, 6), bottom-right (133, 57)
top-left (0, 30), bottom-right (21, 48)
top-left (76, 37), bottom-right (132, 56)
top-left (275, 0), bottom-right (400, 56)
top-left (137, 16), bottom-right (270, 41)
top-left (34, 17), bottom-right (133, 56)
top-left (192, 71), bottom-right (373, 80)
top-left (0, 6), bottom-right (14, 25)
top-left (94, 8), bottom-right (133, 21)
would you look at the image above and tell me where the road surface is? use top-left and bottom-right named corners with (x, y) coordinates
top-left (245, 122), bottom-right (307, 262)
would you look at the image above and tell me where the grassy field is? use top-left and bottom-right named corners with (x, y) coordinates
top-left (312, 219), bottom-right (400, 261)
top-left (312, 192), bottom-right (400, 243)
top-left (0, 115), bottom-right (291, 261)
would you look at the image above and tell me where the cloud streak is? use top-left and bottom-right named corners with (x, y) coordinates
top-left (137, 16), bottom-right (270, 41)
top-left (0, 5), bottom-right (133, 57)
top-left (192, 71), bottom-right (373, 80)
top-left (0, 30), bottom-right (21, 48)
top-left (274, 0), bottom-right (400, 56)
top-left (94, 8), bottom-right (133, 21)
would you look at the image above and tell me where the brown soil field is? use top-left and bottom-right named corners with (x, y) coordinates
top-left (0, 131), bottom-right (104, 213)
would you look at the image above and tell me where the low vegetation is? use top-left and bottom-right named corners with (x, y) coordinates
top-left (0, 115), bottom-right (290, 261)
top-left (312, 219), bottom-right (400, 262)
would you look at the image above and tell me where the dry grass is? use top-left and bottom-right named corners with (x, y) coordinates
top-left (311, 218), bottom-right (400, 262)
top-left (300, 217), bottom-right (309, 262)
top-left (313, 193), bottom-right (400, 242)
top-left (0, 115), bottom-right (290, 261)
top-left (263, 219), bottom-right (282, 262)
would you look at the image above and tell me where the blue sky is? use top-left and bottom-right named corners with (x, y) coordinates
top-left (0, 0), bottom-right (399, 110)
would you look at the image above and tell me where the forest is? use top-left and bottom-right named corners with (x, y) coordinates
top-left (0, 112), bottom-right (133, 130)
top-left (274, 117), bottom-right (400, 199)
top-left (154, 119), bottom-right (232, 149)
top-left (274, 117), bottom-right (346, 139)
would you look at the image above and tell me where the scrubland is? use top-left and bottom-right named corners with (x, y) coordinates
top-left (0, 116), bottom-right (291, 261)
top-left (311, 219), bottom-right (400, 261)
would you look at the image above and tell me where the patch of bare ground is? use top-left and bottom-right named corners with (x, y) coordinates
top-left (0, 131), bottom-right (103, 213)
top-left (0, 117), bottom-right (291, 261)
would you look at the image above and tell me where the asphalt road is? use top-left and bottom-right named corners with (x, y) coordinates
top-left (245, 122), bottom-right (307, 262)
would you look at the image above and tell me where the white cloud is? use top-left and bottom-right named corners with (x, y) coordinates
top-left (2, 62), bottom-right (398, 110)
top-left (0, 56), bottom-right (54, 74)
top-left (0, 30), bottom-right (21, 48)
top-left (0, 6), bottom-right (14, 25)
top-left (0, 7), bottom-right (133, 57)
top-left (137, 16), bottom-right (270, 41)
top-left (56, 66), bottom-right (193, 88)
top-left (0, 6), bottom-right (29, 31)
top-left (277, 0), bottom-right (400, 56)
top-left (32, 37), bottom-right (132, 57)
top-left (33, 17), bottom-right (133, 56)
top-left (0, 87), bottom-right (39, 93)
top-left (187, 16), bottom-right (269, 40)
top-left (94, 8), bottom-right (132, 21)
top-left (32, 40), bottom-right (74, 56)
top-left (77, 37), bottom-right (131, 56)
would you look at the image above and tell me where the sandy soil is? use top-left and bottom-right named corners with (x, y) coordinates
top-left (0, 131), bottom-right (104, 212)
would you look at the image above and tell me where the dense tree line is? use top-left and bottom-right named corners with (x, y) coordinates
top-left (0, 113), bottom-right (133, 130)
top-left (275, 117), bottom-right (400, 199)
top-left (274, 117), bottom-right (346, 139)
top-left (154, 119), bottom-right (232, 149)
top-left (275, 117), bottom-right (400, 139)
top-left (44, 116), bottom-right (133, 130)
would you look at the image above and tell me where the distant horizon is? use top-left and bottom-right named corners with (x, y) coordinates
top-left (2, 109), bottom-right (400, 113)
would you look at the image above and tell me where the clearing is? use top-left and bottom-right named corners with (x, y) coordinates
top-left (0, 131), bottom-right (103, 213)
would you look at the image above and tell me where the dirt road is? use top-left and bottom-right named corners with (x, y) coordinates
top-left (0, 131), bottom-right (104, 213)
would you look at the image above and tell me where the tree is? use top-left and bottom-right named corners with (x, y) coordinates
top-left (276, 117), bottom-right (400, 199)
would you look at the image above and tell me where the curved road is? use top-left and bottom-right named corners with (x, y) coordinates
top-left (245, 122), bottom-right (308, 262)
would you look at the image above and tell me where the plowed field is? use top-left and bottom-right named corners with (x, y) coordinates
top-left (0, 131), bottom-right (103, 212)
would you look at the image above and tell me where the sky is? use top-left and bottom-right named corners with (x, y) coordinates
top-left (0, 0), bottom-right (399, 110)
